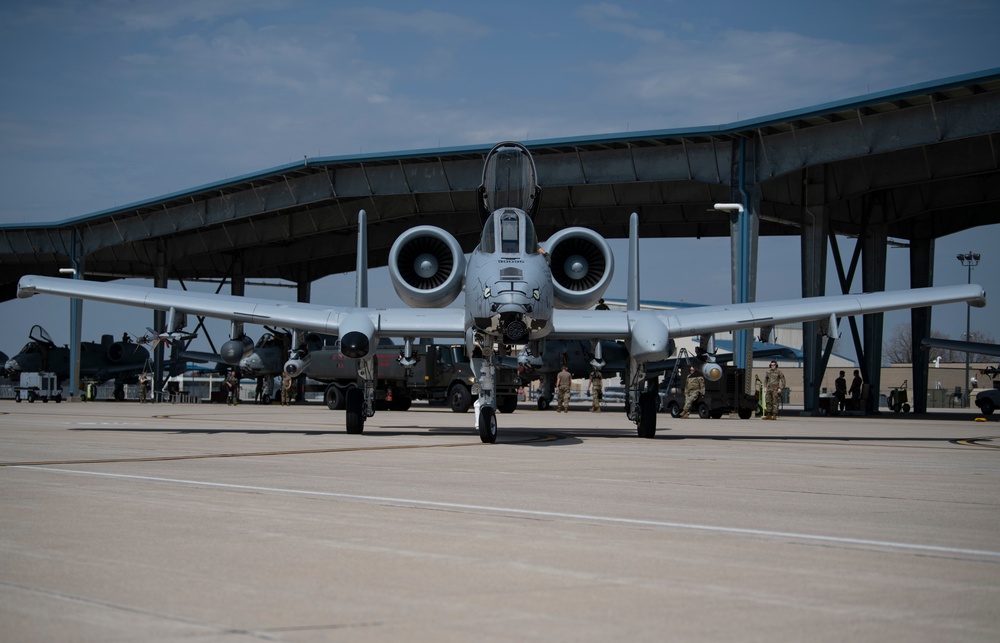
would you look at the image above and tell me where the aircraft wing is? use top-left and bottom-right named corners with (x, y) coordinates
top-left (550, 285), bottom-right (986, 340)
top-left (15, 276), bottom-right (985, 349)
top-left (920, 337), bottom-right (1000, 357)
top-left (17, 276), bottom-right (467, 338)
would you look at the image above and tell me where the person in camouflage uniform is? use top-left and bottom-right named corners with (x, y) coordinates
top-left (681, 365), bottom-right (705, 418)
top-left (587, 368), bottom-right (603, 413)
top-left (281, 370), bottom-right (293, 406)
top-left (763, 360), bottom-right (786, 420)
top-left (556, 365), bottom-right (573, 413)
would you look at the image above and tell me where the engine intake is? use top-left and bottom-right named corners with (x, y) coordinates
top-left (543, 227), bottom-right (614, 309)
top-left (389, 226), bottom-right (466, 308)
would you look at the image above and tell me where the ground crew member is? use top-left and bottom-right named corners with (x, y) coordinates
top-left (835, 370), bottom-right (847, 412)
top-left (763, 360), bottom-right (787, 420)
top-left (849, 370), bottom-right (863, 400)
top-left (587, 368), bottom-right (603, 412)
top-left (139, 371), bottom-right (149, 404)
top-left (226, 370), bottom-right (239, 406)
top-left (556, 365), bottom-right (573, 413)
top-left (681, 365), bottom-right (705, 418)
top-left (595, 298), bottom-right (609, 310)
top-left (281, 370), bottom-right (293, 406)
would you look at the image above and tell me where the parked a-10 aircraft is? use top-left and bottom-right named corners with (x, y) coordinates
top-left (17, 142), bottom-right (986, 442)
top-left (5, 325), bottom-right (150, 400)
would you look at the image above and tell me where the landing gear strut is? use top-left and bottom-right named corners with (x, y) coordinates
top-left (474, 334), bottom-right (499, 443)
top-left (627, 358), bottom-right (658, 439)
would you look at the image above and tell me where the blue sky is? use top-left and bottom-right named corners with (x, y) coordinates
top-left (1, 1), bottom-right (998, 360)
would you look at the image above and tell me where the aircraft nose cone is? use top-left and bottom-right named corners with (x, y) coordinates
top-left (240, 355), bottom-right (262, 373)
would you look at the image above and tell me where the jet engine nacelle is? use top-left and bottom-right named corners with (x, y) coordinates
top-left (220, 336), bottom-right (255, 365)
top-left (107, 341), bottom-right (148, 363)
top-left (283, 354), bottom-right (312, 378)
top-left (543, 227), bottom-right (614, 309)
top-left (388, 226), bottom-right (466, 308)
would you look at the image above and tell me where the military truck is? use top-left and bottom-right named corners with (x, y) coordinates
top-left (318, 341), bottom-right (519, 414)
top-left (660, 366), bottom-right (756, 419)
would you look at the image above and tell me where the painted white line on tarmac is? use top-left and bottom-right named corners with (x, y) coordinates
top-left (15, 465), bottom-right (1000, 559)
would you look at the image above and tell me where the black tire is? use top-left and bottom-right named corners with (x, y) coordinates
top-left (27, 391), bottom-right (35, 403)
top-left (738, 407), bottom-right (752, 420)
top-left (902, 403), bottom-right (910, 413)
top-left (261, 394), bottom-right (271, 406)
top-left (114, 387), bottom-right (125, 402)
top-left (497, 395), bottom-right (518, 414)
top-left (980, 399), bottom-right (995, 415)
top-left (325, 385), bottom-right (344, 410)
top-left (637, 391), bottom-right (657, 438)
top-left (479, 406), bottom-right (497, 443)
top-left (698, 402), bottom-right (710, 419)
top-left (449, 384), bottom-right (472, 413)
top-left (710, 410), bottom-right (723, 419)
top-left (669, 402), bottom-right (681, 418)
top-left (537, 397), bottom-right (550, 411)
top-left (345, 387), bottom-right (365, 434)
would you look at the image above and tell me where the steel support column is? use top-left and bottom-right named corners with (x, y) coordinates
top-left (730, 139), bottom-right (759, 380)
top-left (153, 241), bottom-right (168, 396)
top-left (909, 237), bottom-right (935, 413)
top-left (862, 224), bottom-right (888, 414)
top-left (800, 170), bottom-right (828, 413)
top-left (68, 231), bottom-right (84, 401)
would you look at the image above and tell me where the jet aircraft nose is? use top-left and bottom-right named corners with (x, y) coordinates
top-left (239, 354), bottom-right (263, 374)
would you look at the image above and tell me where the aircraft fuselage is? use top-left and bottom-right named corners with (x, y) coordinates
top-left (465, 208), bottom-right (554, 343)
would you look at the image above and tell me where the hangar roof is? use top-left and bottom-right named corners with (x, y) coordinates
top-left (2, 67), bottom-right (999, 300)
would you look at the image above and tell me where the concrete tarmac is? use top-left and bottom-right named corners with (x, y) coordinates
top-left (2, 399), bottom-right (999, 642)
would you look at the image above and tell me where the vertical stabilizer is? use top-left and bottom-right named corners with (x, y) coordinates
top-left (627, 212), bottom-right (639, 311)
top-left (356, 210), bottom-right (368, 308)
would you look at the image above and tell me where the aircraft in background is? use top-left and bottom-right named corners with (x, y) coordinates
top-left (4, 325), bottom-right (150, 399)
top-left (920, 337), bottom-right (1000, 359)
top-left (17, 142), bottom-right (986, 442)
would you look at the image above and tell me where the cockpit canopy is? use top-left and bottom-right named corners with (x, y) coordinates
top-left (478, 142), bottom-right (541, 221)
top-left (481, 209), bottom-right (538, 255)
top-left (28, 324), bottom-right (54, 346)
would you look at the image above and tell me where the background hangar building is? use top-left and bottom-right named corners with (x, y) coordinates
top-left (2, 68), bottom-right (999, 413)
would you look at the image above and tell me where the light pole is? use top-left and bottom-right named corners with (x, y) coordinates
top-left (957, 251), bottom-right (981, 407)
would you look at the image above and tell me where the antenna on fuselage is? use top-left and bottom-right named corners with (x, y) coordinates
top-left (356, 209), bottom-right (368, 308)
top-left (627, 212), bottom-right (639, 311)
